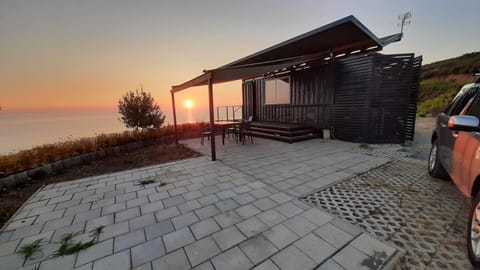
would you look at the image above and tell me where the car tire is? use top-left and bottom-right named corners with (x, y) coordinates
top-left (428, 139), bottom-right (449, 179)
top-left (468, 192), bottom-right (480, 267)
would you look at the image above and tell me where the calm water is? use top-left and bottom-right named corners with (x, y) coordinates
top-left (0, 108), bottom-right (213, 154)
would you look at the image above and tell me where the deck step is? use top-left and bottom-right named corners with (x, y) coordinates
top-left (248, 121), bottom-right (321, 143)
top-left (250, 130), bottom-right (321, 143)
top-left (249, 126), bottom-right (314, 137)
top-left (250, 121), bottom-right (306, 131)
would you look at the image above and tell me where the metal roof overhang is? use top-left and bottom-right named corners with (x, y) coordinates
top-left (171, 15), bottom-right (397, 93)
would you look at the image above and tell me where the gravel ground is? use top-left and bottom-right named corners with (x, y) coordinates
top-left (303, 118), bottom-right (474, 270)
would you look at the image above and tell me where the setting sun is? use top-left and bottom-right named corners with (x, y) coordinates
top-left (184, 99), bottom-right (193, 109)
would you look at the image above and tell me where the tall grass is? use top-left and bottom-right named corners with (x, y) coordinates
top-left (421, 52), bottom-right (480, 80)
top-left (416, 78), bottom-right (470, 117)
top-left (0, 122), bottom-right (209, 177)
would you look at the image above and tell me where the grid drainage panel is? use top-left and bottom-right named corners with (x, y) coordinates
top-left (302, 159), bottom-right (472, 270)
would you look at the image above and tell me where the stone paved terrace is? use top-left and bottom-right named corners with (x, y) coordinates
top-left (0, 137), bottom-right (400, 270)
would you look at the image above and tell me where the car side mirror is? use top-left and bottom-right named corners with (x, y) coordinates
top-left (448, 115), bottom-right (480, 132)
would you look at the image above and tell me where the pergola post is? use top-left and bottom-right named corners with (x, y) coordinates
top-left (170, 90), bottom-right (179, 144)
top-left (208, 77), bottom-right (216, 161)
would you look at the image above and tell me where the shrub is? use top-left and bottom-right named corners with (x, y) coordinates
top-left (118, 89), bottom-right (165, 130)
top-left (0, 122), bottom-right (209, 177)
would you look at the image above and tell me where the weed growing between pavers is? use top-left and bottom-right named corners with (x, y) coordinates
top-left (136, 178), bottom-right (167, 187)
top-left (17, 239), bottom-right (43, 261)
top-left (54, 226), bottom-right (104, 257)
top-left (359, 143), bottom-right (372, 150)
top-left (17, 226), bottom-right (104, 268)
top-left (90, 225), bottom-right (105, 239)
top-left (136, 179), bottom-right (156, 186)
top-left (54, 233), bottom-right (95, 257)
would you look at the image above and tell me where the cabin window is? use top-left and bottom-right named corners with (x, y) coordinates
top-left (265, 76), bottom-right (291, 104)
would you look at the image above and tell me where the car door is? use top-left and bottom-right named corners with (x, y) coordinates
top-left (463, 92), bottom-right (480, 193)
top-left (437, 112), bottom-right (452, 172)
top-left (439, 86), bottom-right (478, 174)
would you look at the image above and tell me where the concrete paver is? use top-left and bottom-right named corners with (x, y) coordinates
top-left (76, 239), bottom-right (113, 267)
top-left (271, 245), bottom-right (316, 270)
top-left (40, 254), bottom-right (77, 270)
top-left (192, 261), bottom-right (214, 270)
top-left (313, 222), bottom-right (355, 248)
top-left (283, 215), bottom-right (317, 237)
top-left (194, 205), bottom-right (219, 220)
top-left (331, 244), bottom-right (372, 270)
top-left (184, 236), bottom-right (220, 267)
top-left (257, 209), bottom-right (287, 227)
top-left (171, 212), bottom-right (199, 229)
top-left (0, 137), bottom-right (399, 269)
top-left (211, 246), bottom-right (253, 270)
top-left (92, 250), bottom-right (130, 270)
top-left (144, 219), bottom-right (174, 240)
top-left (212, 226), bottom-right (246, 251)
top-left (213, 210), bottom-right (242, 228)
top-left (131, 237), bottom-right (165, 267)
top-left (252, 259), bottom-right (280, 270)
top-left (190, 218), bottom-right (220, 240)
top-left (239, 234), bottom-right (278, 264)
top-left (114, 230), bottom-right (146, 252)
top-left (293, 233), bottom-right (336, 264)
top-left (129, 213), bottom-right (156, 231)
top-left (163, 227), bottom-right (195, 253)
top-left (263, 224), bottom-right (299, 250)
top-left (151, 249), bottom-right (190, 270)
top-left (236, 216), bottom-right (268, 238)
top-left (0, 239), bottom-right (20, 257)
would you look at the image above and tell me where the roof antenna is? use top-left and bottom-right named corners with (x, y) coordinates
top-left (398, 12), bottom-right (411, 35)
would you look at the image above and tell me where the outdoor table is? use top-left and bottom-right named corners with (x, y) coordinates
top-left (214, 121), bottom-right (240, 144)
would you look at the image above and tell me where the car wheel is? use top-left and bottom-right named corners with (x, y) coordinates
top-left (468, 192), bottom-right (480, 267)
top-left (428, 139), bottom-right (448, 179)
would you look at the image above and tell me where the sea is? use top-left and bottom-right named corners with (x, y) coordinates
top-left (0, 108), bottom-right (212, 154)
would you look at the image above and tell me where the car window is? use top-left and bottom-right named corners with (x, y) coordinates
top-left (460, 96), bottom-right (475, 115)
top-left (446, 86), bottom-right (478, 116)
top-left (467, 90), bottom-right (480, 119)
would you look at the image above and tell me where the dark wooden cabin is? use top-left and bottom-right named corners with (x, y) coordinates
top-left (171, 15), bottom-right (422, 160)
top-left (242, 53), bottom-right (422, 144)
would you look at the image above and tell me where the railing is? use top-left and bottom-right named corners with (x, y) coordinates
top-left (259, 104), bottom-right (330, 129)
top-left (216, 105), bottom-right (242, 121)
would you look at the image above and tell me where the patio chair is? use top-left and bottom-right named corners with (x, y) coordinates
top-left (227, 125), bottom-right (239, 140)
top-left (237, 120), bottom-right (253, 144)
top-left (200, 129), bottom-right (212, 145)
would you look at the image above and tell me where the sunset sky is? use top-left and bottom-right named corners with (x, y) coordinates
top-left (1, 0), bottom-right (479, 112)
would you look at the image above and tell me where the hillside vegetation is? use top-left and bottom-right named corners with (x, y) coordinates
top-left (417, 52), bottom-right (480, 117)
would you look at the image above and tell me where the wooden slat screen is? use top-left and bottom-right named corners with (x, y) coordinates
top-left (242, 53), bottom-right (422, 143)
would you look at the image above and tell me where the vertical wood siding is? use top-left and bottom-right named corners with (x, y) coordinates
top-left (242, 53), bottom-right (422, 143)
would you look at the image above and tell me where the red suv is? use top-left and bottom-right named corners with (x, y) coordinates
top-left (428, 76), bottom-right (480, 266)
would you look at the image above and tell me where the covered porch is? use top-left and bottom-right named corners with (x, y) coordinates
top-left (171, 15), bottom-right (408, 161)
